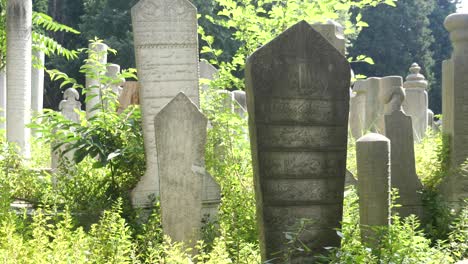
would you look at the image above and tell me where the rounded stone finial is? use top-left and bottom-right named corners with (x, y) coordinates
top-left (444, 13), bottom-right (468, 54)
top-left (63, 88), bottom-right (80, 101)
top-left (404, 63), bottom-right (427, 89)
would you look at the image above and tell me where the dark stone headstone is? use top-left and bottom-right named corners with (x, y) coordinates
top-left (246, 21), bottom-right (350, 263)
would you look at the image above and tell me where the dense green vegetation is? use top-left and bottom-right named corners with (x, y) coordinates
top-left (0, 0), bottom-right (466, 262)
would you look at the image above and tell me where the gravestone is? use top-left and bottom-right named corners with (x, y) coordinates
top-left (199, 60), bottom-right (218, 92)
top-left (31, 49), bottom-right (45, 115)
top-left (402, 63), bottom-right (428, 142)
top-left (232, 90), bottom-right (247, 118)
top-left (246, 21), bottom-right (350, 262)
top-left (85, 42), bottom-right (108, 118)
top-left (131, 0), bottom-right (199, 208)
top-left (156, 92), bottom-right (206, 246)
top-left (52, 88), bottom-right (82, 169)
top-left (0, 69), bottom-right (5, 130)
top-left (441, 13), bottom-right (468, 206)
top-left (383, 77), bottom-right (423, 218)
top-left (6, 0), bottom-right (32, 157)
top-left (356, 133), bottom-right (391, 247)
top-left (349, 80), bottom-right (368, 138)
top-left (104, 64), bottom-right (124, 111)
top-left (311, 20), bottom-right (345, 55)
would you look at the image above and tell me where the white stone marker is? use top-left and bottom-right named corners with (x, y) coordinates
top-left (156, 92), bottom-right (206, 246)
top-left (131, 0), bottom-right (199, 208)
top-left (6, 0), bottom-right (32, 157)
top-left (0, 69), bottom-right (6, 130)
top-left (311, 20), bottom-right (345, 56)
top-left (441, 13), bottom-right (468, 206)
top-left (402, 63), bottom-right (428, 142)
top-left (52, 88), bottom-right (82, 169)
top-left (350, 80), bottom-right (368, 138)
top-left (104, 64), bottom-right (124, 111)
top-left (31, 49), bottom-right (45, 114)
top-left (356, 133), bottom-right (391, 247)
top-left (85, 42), bottom-right (108, 119)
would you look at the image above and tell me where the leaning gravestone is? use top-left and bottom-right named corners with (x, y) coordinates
top-left (131, 0), bottom-right (199, 208)
top-left (383, 76), bottom-right (424, 219)
top-left (6, 0), bottom-right (32, 157)
top-left (441, 13), bottom-right (468, 206)
top-left (356, 133), bottom-right (391, 247)
top-left (246, 21), bottom-right (350, 262)
top-left (156, 92), bottom-right (206, 246)
top-left (402, 63), bottom-right (429, 142)
top-left (0, 69), bottom-right (5, 130)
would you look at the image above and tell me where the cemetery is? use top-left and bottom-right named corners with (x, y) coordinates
top-left (0, 0), bottom-right (467, 263)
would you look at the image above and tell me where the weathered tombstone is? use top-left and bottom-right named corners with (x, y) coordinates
top-left (383, 77), bottom-right (424, 219)
top-left (104, 64), bottom-right (124, 111)
top-left (6, 0), bottom-right (32, 157)
top-left (311, 20), bottom-right (345, 55)
top-left (441, 13), bottom-right (468, 207)
top-left (131, 0), bottom-right (199, 208)
top-left (52, 88), bottom-right (82, 169)
top-left (232, 90), bottom-right (247, 110)
top-left (199, 60), bottom-right (218, 92)
top-left (0, 69), bottom-right (5, 130)
top-left (246, 21), bottom-right (350, 262)
top-left (31, 49), bottom-right (45, 115)
top-left (85, 42), bottom-right (108, 118)
top-left (201, 172), bottom-right (221, 223)
top-left (117, 81), bottom-right (140, 113)
top-left (156, 92), bottom-right (206, 246)
top-left (356, 133), bottom-right (391, 247)
top-left (349, 80), bottom-right (368, 138)
top-left (402, 63), bottom-right (428, 142)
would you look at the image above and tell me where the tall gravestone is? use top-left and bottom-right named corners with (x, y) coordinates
top-left (156, 92), bottom-right (206, 246)
top-left (0, 69), bottom-right (5, 130)
top-left (350, 80), bottom-right (368, 138)
top-left (199, 60), bottom-right (218, 93)
top-left (356, 133), bottom-right (391, 247)
top-left (6, 0), bottom-right (32, 157)
top-left (31, 49), bottom-right (45, 115)
top-left (85, 42), bottom-right (108, 118)
top-left (131, 0), bottom-right (199, 208)
top-left (104, 64), bottom-right (124, 111)
top-left (383, 77), bottom-right (423, 219)
top-left (441, 13), bottom-right (468, 206)
top-left (246, 21), bottom-right (350, 262)
top-left (402, 63), bottom-right (428, 142)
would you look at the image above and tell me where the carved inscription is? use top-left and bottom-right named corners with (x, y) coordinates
top-left (246, 21), bottom-right (350, 261)
top-left (131, 0), bottom-right (199, 207)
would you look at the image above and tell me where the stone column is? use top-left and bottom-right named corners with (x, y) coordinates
top-left (6, 0), bottom-right (33, 157)
top-left (356, 133), bottom-right (391, 247)
top-left (0, 69), bottom-right (6, 130)
top-left (441, 13), bottom-right (468, 206)
top-left (85, 42), bottom-right (108, 119)
top-left (402, 63), bottom-right (429, 142)
top-left (246, 21), bottom-right (350, 262)
top-left (365, 77), bottom-right (384, 133)
top-left (31, 49), bottom-right (45, 114)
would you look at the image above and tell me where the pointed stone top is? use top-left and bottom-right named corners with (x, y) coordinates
top-left (157, 92), bottom-right (205, 121)
top-left (404, 63), bottom-right (427, 89)
top-left (357, 133), bottom-right (390, 143)
top-left (132, 0), bottom-right (197, 22)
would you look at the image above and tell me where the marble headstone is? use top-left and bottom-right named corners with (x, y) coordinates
top-left (156, 92), bottom-right (206, 246)
top-left (246, 21), bottom-right (350, 262)
top-left (356, 133), bottom-right (391, 247)
top-left (85, 42), bottom-right (108, 118)
top-left (6, 0), bottom-right (32, 157)
top-left (131, 0), bottom-right (199, 208)
top-left (199, 60), bottom-right (218, 92)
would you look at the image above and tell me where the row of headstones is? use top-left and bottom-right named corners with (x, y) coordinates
top-left (349, 63), bottom-right (437, 142)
